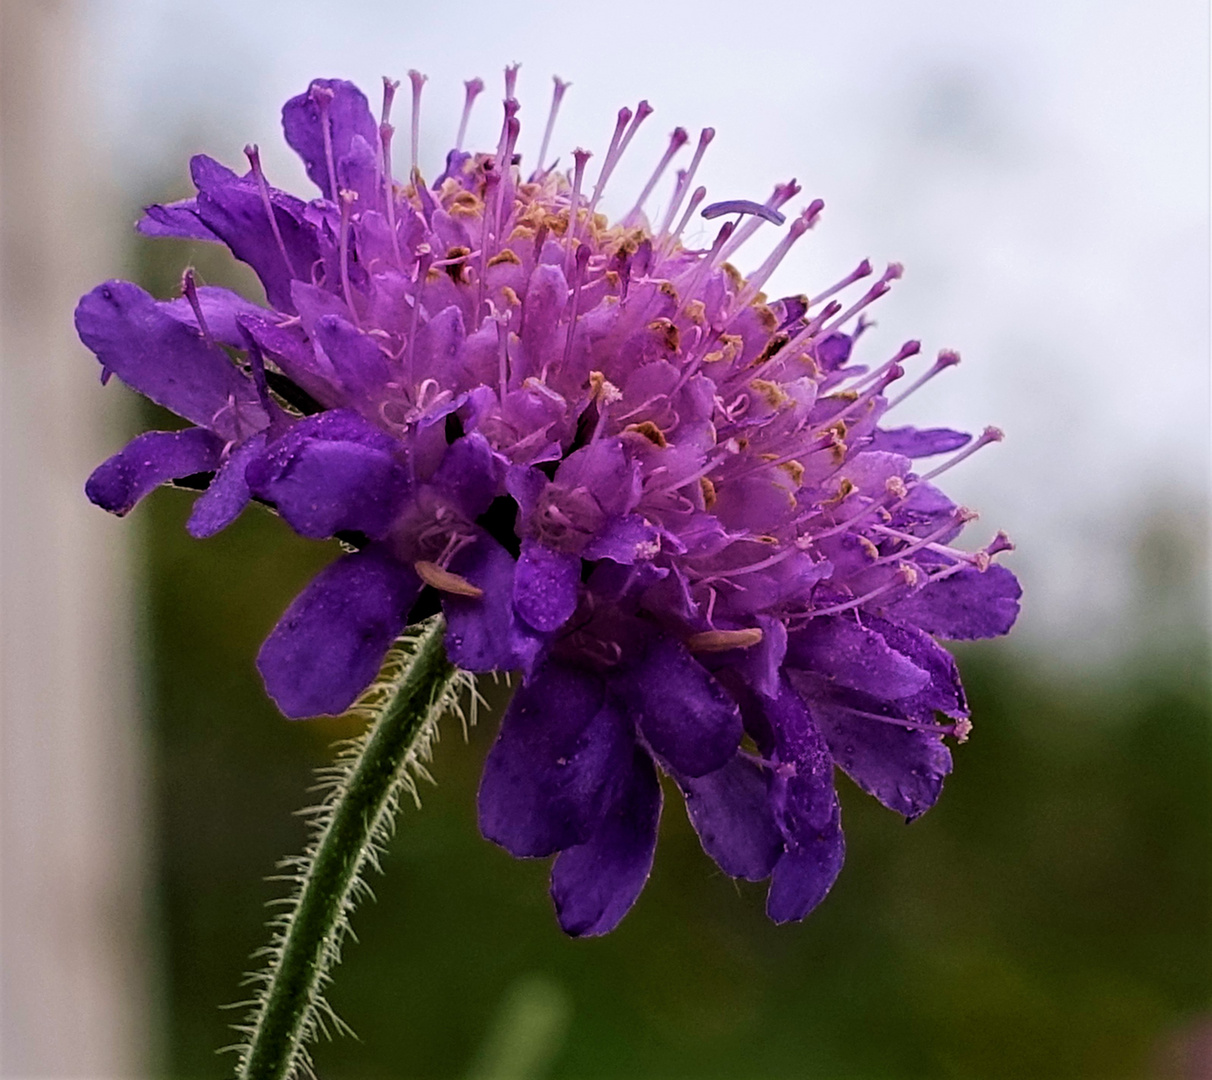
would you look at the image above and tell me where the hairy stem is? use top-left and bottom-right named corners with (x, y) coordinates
top-left (237, 616), bottom-right (458, 1080)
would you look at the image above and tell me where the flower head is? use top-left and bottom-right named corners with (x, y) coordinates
top-left (78, 73), bottom-right (1020, 935)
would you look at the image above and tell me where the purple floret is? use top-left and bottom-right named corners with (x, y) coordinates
top-left (80, 72), bottom-right (1021, 935)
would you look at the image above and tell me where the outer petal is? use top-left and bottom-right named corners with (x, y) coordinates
top-left (617, 637), bottom-right (743, 778)
top-left (313, 314), bottom-right (392, 400)
top-left (190, 155), bottom-right (321, 312)
top-left (85, 428), bottom-right (222, 515)
top-left (245, 410), bottom-right (410, 540)
top-left (137, 198), bottom-right (219, 241)
top-left (257, 545), bottom-right (421, 718)
top-left (442, 534), bottom-right (544, 672)
top-left (581, 515), bottom-right (662, 564)
top-left (550, 747), bottom-right (662, 937)
top-left (478, 662), bottom-right (632, 857)
top-left (186, 432), bottom-right (267, 538)
top-left (863, 615), bottom-right (967, 719)
top-left (281, 79), bottom-right (379, 201)
top-left (867, 426), bottom-right (971, 458)
top-left (766, 799), bottom-right (845, 924)
top-left (512, 539), bottom-right (581, 633)
top-left (890, 564), bottom-right (1022, 640)
top-left (75, 281), bottom-right (267, 440)
top-left (431, 433), bottom-right (505, 520)
top-left (785, 615), bottom-right (930, 700)
top-left (677, 755), bottom-right (783, 881)
top-left (799, 678), bottom-right (953, 821)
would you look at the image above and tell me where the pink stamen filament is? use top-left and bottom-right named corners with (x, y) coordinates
top-left (920, 426), bottom-right (1003, 482)
top-left (405, 247), bottom-right (433, 388)
top-left (624, 127), bottom-right (689, 225)
top-left (809, 258), bottom-right (873, 307)
top-left (311, 84), bottom-right (339, 203)
top-left (244, 145), bottom-right (298, 279)
top-left (561, 243), bottom-right (591, 371)
top-left (564, 148), bottom-right (591, 276)
top-left (536, 76), bottom-right (571, 174)
top-left (729, 200), bottom-right (824, 316)
top-left (180, 269), bottom-right (213, 344)
top-left (456, 78), bottom-right (485, 152)
top-left (657, 127), bottom-right (714, 248)
top-left (885, 349), bottom-right (961, 408)
top-left (408, 70), bottom-right (427, 179)
top-left (816, 263), bottom-right (902, 338)
top-left (337, 190), bottom-right (359, 324)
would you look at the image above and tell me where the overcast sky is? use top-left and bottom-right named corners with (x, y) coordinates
top-left (80, 0), bottom-right (1210, 660)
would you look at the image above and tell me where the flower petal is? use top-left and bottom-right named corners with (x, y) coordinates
top-left (512, 539), bottom-right (581, 633)
top-left (442, 534), bottom-right (544, 672)
top-left (478, 662), bottom-right (632, 857)
top-left (766, 798), bottom-right (845, 924)
top-left (85, 428), bottom-right (223, 516)
top-left (618, 637), bottom-right (743, 778)
top-left (677, 755), bottom-right (783, 881)
top-left (891, 564), bottom-right (1022, 640)
top-left (785, 615), bottom-right (930, 700)
top-left (75, 281), bottom-right (267, 440)
top-left (431, 433), bottom-right (506, 520)
top-left (281, 79), bottom-right (379, 202)
top-left (190, 155), bottom-right (321, 312)
top-left (137, 198), bottom-right (219, 241)
top-left (257, 545), bottom-right (420, 718)
top-left (186, 432), bottom-right (267, 538)
top-left (245, 410), bottom-right (411, 540)
top-left (550, 746), bottom-right (662, 937)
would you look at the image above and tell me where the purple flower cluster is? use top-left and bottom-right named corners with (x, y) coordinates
top-left (79, 73), bottom-right (1019, 935)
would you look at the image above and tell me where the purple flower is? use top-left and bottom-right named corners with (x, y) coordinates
top-left (79, 72), bottom-right (1020, 935)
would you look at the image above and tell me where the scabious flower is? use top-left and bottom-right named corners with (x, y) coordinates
top-left (78, 72), bottom-right (1020, 936)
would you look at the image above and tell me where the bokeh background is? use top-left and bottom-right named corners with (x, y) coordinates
top-left (1, 0), bottom-right (1208, 1077)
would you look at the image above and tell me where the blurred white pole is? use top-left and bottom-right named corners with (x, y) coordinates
top-left (0, 1), bottom-right (151, 1076)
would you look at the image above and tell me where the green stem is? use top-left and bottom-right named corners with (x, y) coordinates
top-left (238, 616), bottom-right (457, 1080)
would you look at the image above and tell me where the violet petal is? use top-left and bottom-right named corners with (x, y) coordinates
top-left (512, 539), bottom-right (581, 633)
top-left (186, 432), bottom-right (267, 538)
top-left (766, 798), bottom-right (845, 924)
top-left (890, 564), bottom-right (1022, 640)
top-left (85, 428), bottom-right (223, 516)
top-left (678, 754), bottom-right (783, 881)
top-left (257, 545), bottom-right (420, 719)
top-left (478, 661), bottom-right (632, 857)
top-left (786, 615), bottom-right (930, 700)
top-left (550, 746), bottom-right (662, 937)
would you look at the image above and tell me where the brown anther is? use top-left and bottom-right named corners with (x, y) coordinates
top-left (500, 286), bottom-right (521, 307)
top-left (700, 476), bottom-right (717, 509)
top-left (648, 318), bottom-right (680, 354)
top-left (624, 421), bottom-right (668, 448)
top-left (858, 536), bottom-right (880, 560)
top-left (779, 459), bottom-right (805, 487)
top-left (443, 246), bottom-right (471, 283)
top-left (752, 333), bottom-right (789, 366)
top-left (685, 299), bottom-right (707, 325)
top-left (897, 563), bottom-right (920, 587)
top-left (487, 248), bottom-right (522, 267)
top-left (754, 304), bottom-right (778, 332)
top-left (658, 280), bottom-right (680, 303)
top-left (721, 262), bottom-right (744, 289)
top-left (415, 560), bottom-right (483, 597)
top-left (448, 191), bottom-right (482, 217)
top-left (750, 378), bottom-right (789, 409)
top-left (823, 478), bottom-right (855, 507)
top-left (686, 627), bottom-right (764, 652)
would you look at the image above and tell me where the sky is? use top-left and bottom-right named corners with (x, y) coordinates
top-left (80, 0), bottom-right (1210, 660)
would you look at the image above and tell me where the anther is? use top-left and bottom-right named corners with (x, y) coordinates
top-left (456, 77), bottom-right (485, 151)
top-left (415, 560), bottom-right (484, 597)
top-left (536, 76), bottom-right (571, 175)
top-left (686, 627), bottom-right (764, 652)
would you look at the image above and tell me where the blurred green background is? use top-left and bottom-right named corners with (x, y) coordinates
top-left (132, 241), bottom-right (1210, 1080)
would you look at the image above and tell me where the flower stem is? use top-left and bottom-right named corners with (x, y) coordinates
top-left (237, 616), bottom-right (458, 1080)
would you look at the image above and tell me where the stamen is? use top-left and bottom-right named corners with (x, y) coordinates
top-left (561, 243), bottom-right (592, 371)
top-left (244, 145), bottom-right (298, 278)
top-left (806, 562), bottom-right (917, 619)
top-left (310, 83), bottom-right (339, 203)
top-left (406, 245), bottom-right (434, 386)
top-left (587, 101), bottom-right (653, 222)
top-left (677, 218), bottom-right (733, 315)
top-left (835, 703), bottom-right (965, 739)
top-left (180, 269), bottom-right (213, 345)
top-left (456, 78), bottom-right (485, 152)
top-left (497, 316), bottom-right (511, 399)
top-left (624, 127), bottom-right (689, 225)
top-left (415, 560), bottom-right (484, 597)
top-left (920, 425), bottom-right (1003, 482)
top-left (669, 185), bottom-right (708, 251)
top-left (337, 190), bottom-right (360, 324)
top-left (657, 127), bottom-right (714, 246)
top-left (816, 262), bottom-right (902, 337)
top-left (585, 106), bottom-right (633, 222)
top-left (536, 76), bottom-right (571, 175)
top-left (730, 200), bottom-right (824, 313)
top-left (702, 199), bottom-right (787, 225)
top-left (716, 179), bottom-right (800, 263)
top-left (564, 148), bottom-right (592, 275)
top-left (808, 258), bottom-right (873, 307)
top-left (379, 120), bottom-right (403, 266)
top-left (408, 70), bottom-right (427, 179)
top-left (686, 627), bottom-right (764, 652)
top-left (868, 510), bottom-right (981, 567)
top-left (885, 348), bottom-right (961, 409)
